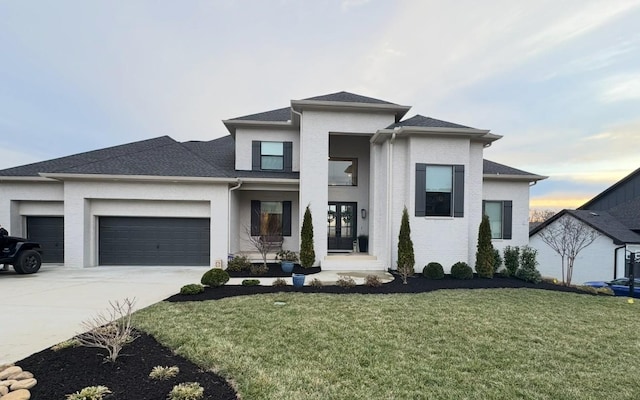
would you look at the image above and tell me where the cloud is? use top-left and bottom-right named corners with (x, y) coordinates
top-left (341, 0), bottom-right (371, 12)
top-left (600, 73), bottom-right (640, 103)
top-left (530, 192), bottom-right (594, 211)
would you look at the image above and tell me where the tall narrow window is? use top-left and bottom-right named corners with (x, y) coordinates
top-left (426, 166), bottom-right (453, 216)
top-left (484, 201), bottom-right (503, 239)
top-left (261, 142), bottom-right (284, 170)
top-left (260, 201), bottom-right (282, 235)
top-left (328, 158), bottom-right (358, 186)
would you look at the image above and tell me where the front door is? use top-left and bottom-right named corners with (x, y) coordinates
top-left (328, 202), bottom-right (357, 251)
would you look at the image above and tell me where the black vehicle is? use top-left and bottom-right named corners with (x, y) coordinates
top-left (0, 235), bottom-right (43, 274)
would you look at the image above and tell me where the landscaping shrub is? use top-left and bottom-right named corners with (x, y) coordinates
top-left (493, 248), bottom-right (503, 274)
top-left (149, 365), bottom-right (180, 380)
top-left (249, 264), bottom-right (268, 275)
top-left (66, 386), bottom-right (111, 400)
top-left (515, 246), bottom-right (541, 283)
top-left (51, 338), bottom-right (80, 351)
top-left (272, 278), bottom-right (288, 287)
top-left (364, 274), bottom-right (383, 287)
top-left (309, 278), bottom-right (323, 287)
top-left (180, 284), bottom-right (204, 295)
top-left (475, 214), bottom-right (495, 278)
top-left (241, 279), bottom-right (260, 286)
top-left (167, 382), bottom-right (204, 400)
top-left (397, 206), bottom-right (415, 284)
top-left (300, 205), bottom-right (316, 268)
top-left (337, 276), bottom-right (356, 288)
top-left (276, 250), bottom-right (299, 263)
top-left (423, 262), bottom-right (444, 280)
top-left (226, 255), bottom-right (251, 272)
top-left (503, 246), bottom-right (519, 277)
top-left (596, 287), bottom-right (614, 296)
top-left (200, 269), bottom-right (230, 287)
top-left (451, 262), bottom-right (473, 280)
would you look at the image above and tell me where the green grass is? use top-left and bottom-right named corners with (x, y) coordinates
top-left (133, 289), bottom-right (640, 399)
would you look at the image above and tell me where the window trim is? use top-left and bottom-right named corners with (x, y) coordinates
top-left (415, 163), bottom-right (464, 218)
top-left (328, 157), bottom-right (358, 186)
top-left (482, 200), bottom-right (513, 240)
top-left (252, 141), bottom-right (293, 172)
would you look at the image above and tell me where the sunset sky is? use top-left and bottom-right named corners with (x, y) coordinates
top-left (1, 1), bottom-right (639, 211)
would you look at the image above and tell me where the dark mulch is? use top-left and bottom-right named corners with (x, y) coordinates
top-left (16, 273), bottom-right (591, 400)
top-left (226, 263), bottom-right (321, 278)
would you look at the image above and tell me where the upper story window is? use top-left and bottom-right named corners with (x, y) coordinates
top-left (329, 158), bottom-right (358, 186)
top-left (415, 163), bottom-right (465, 217)
top-left (483, 200), bottom-right (513, 239)
top-left (252, 141), bottom-right (292, 172)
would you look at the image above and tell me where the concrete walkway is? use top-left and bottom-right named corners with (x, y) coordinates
top-left (0, 265), bottom-right (392, 364)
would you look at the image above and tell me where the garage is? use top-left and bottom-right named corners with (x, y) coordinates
top-left (26, 216), bottom-right (64, 263)
top-left (99, 217), bottom-right (210, 266)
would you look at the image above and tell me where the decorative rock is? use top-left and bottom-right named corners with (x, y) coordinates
top-left (0, 365), bottom-right (14, 373)
top-left (0, 386), bottom-right (8, 396)
top-left (0, 388), bottom-right (31, 399)
top-left (0, 367), bottom-right (21, 380)
top-left (6, 372), bottom-right (33, 381)
top-left (0, 380), bottom-right (17, 387)
top-left (10, 379), bottom-right (36, 391)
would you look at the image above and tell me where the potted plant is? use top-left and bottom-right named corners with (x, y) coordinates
top-left (276, 250), bottom-right (299, 273)
top-left (292, 273), bottom-right (305, 287)
top-left (358, 234), bottom-right (369, 253)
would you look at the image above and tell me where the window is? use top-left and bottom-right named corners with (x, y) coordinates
top-left (482, 200), bottom-right (513, 239)
top-left (251, 200), bottom-right (292, 236)
top-left (328, 158), bottom-right (358, 186)
top-left (252, 141), bottom-right (293, 172)
top-left (415, 164), bottom-right (465, 217)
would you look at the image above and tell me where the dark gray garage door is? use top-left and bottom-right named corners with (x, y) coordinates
top-left (99, 217), bottom-right (210, 266)
top-left (26, 216), bottom-right (64, 263)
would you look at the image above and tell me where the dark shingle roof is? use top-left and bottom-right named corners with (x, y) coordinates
top-left (303, 91), bottom-right (396, 105)
top-left (608, 197), bottom-right (640, 231)
top-left (530, 209), bottom-right (640, 244)
top-left (387, 114), bottom-right (472, 129)
top-left (230, 107), bottom-right (292, 122)
top-left (483, 159), bottom-right (539, 176)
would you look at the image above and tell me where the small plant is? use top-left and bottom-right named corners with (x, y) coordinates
top-left (242, 279), bottom-right (260, 286)
top-left (76, 298), bottom-right (138, 362)
top-left (515, 246), bottom-right (541, 283)
top-left (309, 278), bottom-right (323, 287)
top-left (596, 286), bottom-right (614, 296)
top-left (149, 365), bottom-right (180, 380)
top-left (180, 284), bottom-right (204, 295)
top-left (272, 278), bottom-right (288, 287)
top-left (276, 249), bottom-right (299, 263)
top-left (200, 269), bottom-right (230, 287)
top-left (167, 382), bottom-right (204, 400)
top-left (226, 255), bottom-right (251, 272)
top-left (503, 246), bottom-right (520, 277)
top-left (337, 276), bottom-right (356, 288)
top-left (493, 248), bottom-right (503, 274)
top-left (66, 385), bottom-right (111, 400)
top-left (423, 262), bottom-right (444, 280)
top-left (250, 264), bottom-right (269, 275)
top-left (364, 274), bottom-right (383, 287)
top-left (451, 262), bottom-right (473, 280)
top-left (51, 338), bottom-right (80, 351)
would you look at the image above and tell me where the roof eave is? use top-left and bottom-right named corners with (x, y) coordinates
top-left (483, 173), bottom-right (548, 182)
top-left (372, 127), bottom-right (496, 144)
top-left (291, 100), bottom-right (411, 121)
top-left (39, 173), bottom-right (237, 183)
top-left (222, 119), bottom-right (296, 136)
top-left (0, 176), bottom-right (57, 182)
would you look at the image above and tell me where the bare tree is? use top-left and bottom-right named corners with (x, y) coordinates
top-left (537, 214), bottom-right (600, 285)
top-left (243, 211), bottom-right (283, 270)
top-left (530, 209), bottom-right (556, 223)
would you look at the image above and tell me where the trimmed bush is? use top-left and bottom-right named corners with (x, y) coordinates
top-left (337, 276), bottom-right (356, 288)
top-left (503, 246), bottom-right (520, 277)
top-left (272, 278), bottom-right (288, 287)
top-left (493, 248), bottom-right (503, 274)
top-left (397, 206), bottom-right (415, 284)
top-left (227, 255), bottom-right (251, 272)
top-left (180, 283), bottom-right (204, 295)
top-left (149, 365), bottom-right (180, 380)
top-left (364, 274), bottom-right (383, 287)
top-left (514, 246), bottom-right (541, 283)
top-left (300, 205), bottom-right (316, 268)
top-left (475, 214), bottom-right (495, 278)
top-left (167, 382), bottom-right (204, 400)
top-left (242, 279), bottom-right (260, 286)
top-left (309, 278), bottom-right (323, 287)
top-left (66, 386), bottom-right (112, 400)
top-left (423, 262), bottom-right (444, 280)
top-left (200, 269), bottom-right (230, 287)
top-left (451, 262), bottom-right (473, 280)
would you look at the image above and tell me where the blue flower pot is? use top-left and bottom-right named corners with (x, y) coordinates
top-left (292, 273), bottom-right (305, 288)
top-left (281, 261), bottom-right (294, 273)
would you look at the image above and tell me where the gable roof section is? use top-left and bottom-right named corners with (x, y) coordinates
top-left (578, 166), bottom-right (640, 210)
top-left (229, 107), bottom-right (292, 122)
top-left (387, 114), bottom-right (473, 129)
top-left (303, 91), bottom-right (397, 105)
top-left (608, 197), bottom-right (640, 231)
top-left (530, 209), bottom-right (640, 245)
top-left (483, 159), bottom-right (547, 182)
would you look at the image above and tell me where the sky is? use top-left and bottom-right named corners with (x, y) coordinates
top-left (1, 0), bottom-right (639, 211)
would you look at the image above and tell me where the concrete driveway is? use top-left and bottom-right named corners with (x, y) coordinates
top-left (0, 264), bottom-right (208, 364)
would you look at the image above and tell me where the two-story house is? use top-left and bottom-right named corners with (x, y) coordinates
top-left (0, 91), bottom-right (545, 272)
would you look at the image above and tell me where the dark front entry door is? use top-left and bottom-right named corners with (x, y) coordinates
top-left (328, 202), bottom-right (357, 251)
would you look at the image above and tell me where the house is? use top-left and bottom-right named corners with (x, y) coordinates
top-left (530, 166), bottom-right (640, 283)
top-left (0, 91), bottom-right (545, 272)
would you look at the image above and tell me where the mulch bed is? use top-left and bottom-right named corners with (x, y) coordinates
top-left (226, 263), bottom-right (321, 277)
top-left (16, 273), bottom-right (591, 399)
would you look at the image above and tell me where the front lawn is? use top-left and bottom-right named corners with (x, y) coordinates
top-left (133, 289), bottom-right (639, 399)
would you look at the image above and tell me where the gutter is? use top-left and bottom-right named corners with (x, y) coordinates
top-left (614, 245), bottom-right (625, 279)
top-left (228, 179), bottom-right (243, 259)
top-left (38, 173), bottom-right (238, 183)
top-left (387, 130), bottom-right (397, 269)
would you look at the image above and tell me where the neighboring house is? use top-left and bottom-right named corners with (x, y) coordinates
top-left (530, 167), bottom-right (640, 283)
top-left (0, 91), bottom-right (545, 271)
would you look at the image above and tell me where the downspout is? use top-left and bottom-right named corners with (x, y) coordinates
top-left (290, 108), bottom-right (304, 252)
top-left (614, 245), bottom-right (625, 279)
top-left (387, 130), bottom-right (398, 269)
top-left (228, 179), bottom-right (243, 258)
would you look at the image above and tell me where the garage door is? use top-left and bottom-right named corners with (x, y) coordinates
top-left (26, 216), bottom-right (64, 263)
top-left (99, 217), bottom-right (210, 266)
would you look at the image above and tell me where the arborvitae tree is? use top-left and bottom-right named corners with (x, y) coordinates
top-left (475, 214), bottom-right (495, 278)
top-left (300, 205), bottom-right (316, 268)
top-left (397, 206), bottom-right (415, 284)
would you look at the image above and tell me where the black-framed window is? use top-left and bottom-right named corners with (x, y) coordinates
top-left (328, 158), bottom-right (358, 186)
top-left (252, 141), bottom-right (292, 172)
top-left (415, 164), bottom-right (464, 217)
top-left (251, 200), bottom-right (292, 236)
top-left (483, 200), bottom-right (512, 239)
